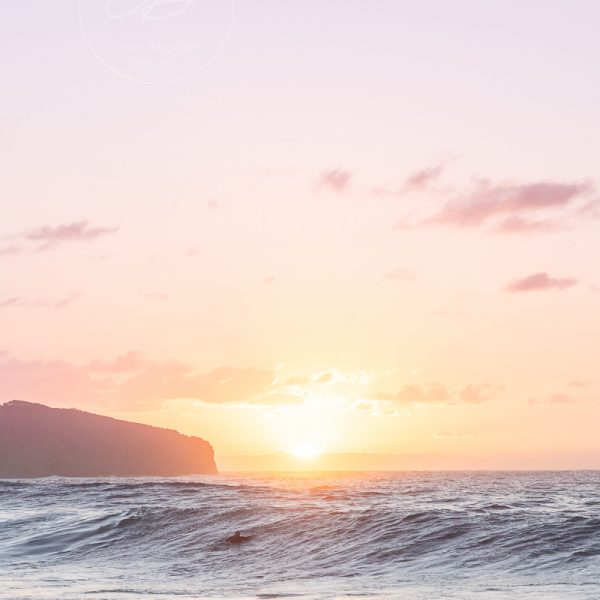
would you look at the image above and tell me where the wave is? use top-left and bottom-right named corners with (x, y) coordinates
top-left (1, 473), bottom-right (600, 597)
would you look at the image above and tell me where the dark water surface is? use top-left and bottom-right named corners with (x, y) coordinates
top-left (1, 471), bottom-right (599, 599)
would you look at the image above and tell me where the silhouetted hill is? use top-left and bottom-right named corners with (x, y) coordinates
top-left (0, 401), bottom-right (217, 477)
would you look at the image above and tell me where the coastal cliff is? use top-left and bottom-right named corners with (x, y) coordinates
top-left (0, 401), bottom-right (217, 477)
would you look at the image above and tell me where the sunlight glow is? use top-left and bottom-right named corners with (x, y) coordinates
top-left (290, 442), bottom-right (322, 460)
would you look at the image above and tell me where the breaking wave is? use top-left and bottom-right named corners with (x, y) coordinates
top-left (1, 472), bottom-right (599, 598)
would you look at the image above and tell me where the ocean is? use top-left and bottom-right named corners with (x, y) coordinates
top-left (1, 471), bottom-right (599, 599)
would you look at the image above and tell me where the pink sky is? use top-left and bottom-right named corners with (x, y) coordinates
top-left (2, 1), bottom-right (600, 468)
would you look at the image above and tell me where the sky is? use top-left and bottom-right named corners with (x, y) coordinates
top-left (2, 1), bottom-right (600, 470)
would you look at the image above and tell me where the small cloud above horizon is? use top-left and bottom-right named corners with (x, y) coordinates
top-left (404, 164), bottom-right (445, 192)
top-left (372, 162), bottom-right (447, 197)
top-left (4, 221), bottom-right (118, 254)
top-left (384, 267), bottom-right (417, 282)
top-left (25, 221), bottom-right (118, 251)
top-left (186, 244), bottom-right (203, 258)
top-left (0, 352), bottom-right (282, 410)
top-left (261, 276), bottom-right (276, 285)
top-left (528, 393), bottom-right (588, 405)
top-left (396, 178), bottom-right (596, 234)
top-left (316, 169), bottom-right (352, 193)
top-left (0, 245), bottom-right (22, 257)
top-left (377, 382), bottom-right (498, 406)
top-left (0, 295), bottom-right (77, 310)
top-left (506, 272), bottom-right (577, 293)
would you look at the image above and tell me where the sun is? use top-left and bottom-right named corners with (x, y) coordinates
top-left (290, 442), bottom-right (322, 460)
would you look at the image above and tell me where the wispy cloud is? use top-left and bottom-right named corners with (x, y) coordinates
top-left (0, 295), bottom-right (77, 309)
top-left (529, 393), bottom-right (587, 405)
top-left (379, 383), bottom-right (452, 404)
top-left (384, 267), bottom-right (417, 282)
top-left (0, 350), bottom-right (507, 418)
top-left (22, 221), bottom-right (117, 251)
top-left (431, 181), bottom-right (590, 226)
top-left (0, 352), bottom-right (283, 410)
top-left (317, 169), bottom-right (352, 193)
top-left (8, 221), bottom-right (119, 252)
top-left (314, 371), bottom-right (334, 384)
top-left (459, 384), bottom-right (498, 404)
top-left (398, 179), bottom-right (595, 234)
top-left (0, 356), bottom-right (99, 406)
top-left (373, 162), bottom-right (446, 197)
top-left (0, 245), bottom-right (22, 257)
top-left (577, 199), bottom-right (600, 219)
top-left (569, 380), bottom-right (594, 389)
top-left (119, 365), bottom-right (277, 408)
top-left (404, 164), bottom-right (445, 192)
top-left (494, 216), bottom-right (563, 234)
top-left (378, 383), bottom-right (498, 405)
top-left (506, 272), bottom-right (577, 293)
top-left (261, 276), bottom-right (276, 285)
top-left (186, 244), bottom-right (203, 258)
top-left (87, 352), bottom-right (148, 374)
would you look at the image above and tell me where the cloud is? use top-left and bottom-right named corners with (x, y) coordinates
top-left (569, 380), bottom-right (594, 389)
top-left (186, 245), bottom-right (203, 258)
top-left (118, 365), bottom-right (276, 408)
top-left (459, 384), bottom-right (497, 404)
top-left (577, 200), bottom-right (600, 219)
top-left (0, 295), bottom-right (76, 309)
top-left (317, 169), bottom-right (352, 193)
top-left (20, 221), bottom-right (118, 251)
top-left (0, 351), bottom-right (500, 415)
top-left (432, 181), bottom-right (590, 226)
top-left (285, 374), bottom-right (311, 386)
top-left (373, 162), bottom-right (446, 197)
top-left (379, 384), bottom-right (452, 404)
top-left (0, 352), bottom-right (283, 410)
top-left (494, 216), bottom-right (563, 234)
top-left (0, 356), bottom-right (102, 406)
top-left (261, 276), bottom-right (276, 285)
top-left (0, 245), bottom-right (22, 257)
top-left (283, 369), bottom-right (371, 393)
top-left (529, 393), bottom-right (587, 405)
top-left (506, 272), bottom-right (577, 293)
top-left (404, 164), bottom-right (444, 192)
top-left (378, 383), bottom-right (497, 405)
top-left (384, 268), bottom-right (417, 282)
top-left (87, 352), bottom-right (148, 374)
top-left (314, 371), bottom-right (334, 384)
top-left (400, 179), bottom-right (594, 234)
top-left (248, 391), bottom-right (305, 406)
top-left (548, 393), bottom-right (582, 404)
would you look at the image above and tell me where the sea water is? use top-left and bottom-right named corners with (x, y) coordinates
top-left (1, 471), bottom-right (599, 599)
